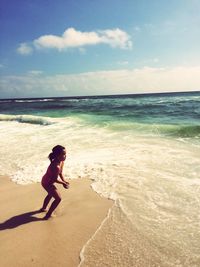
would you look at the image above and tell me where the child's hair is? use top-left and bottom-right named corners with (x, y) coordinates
top-left (48, 145), bottom-right (65, 162)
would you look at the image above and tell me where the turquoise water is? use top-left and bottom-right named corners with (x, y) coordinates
top-left (0, 91), bottom-right (200, 266)
top-left (0, 91), bottom-right (200, 139)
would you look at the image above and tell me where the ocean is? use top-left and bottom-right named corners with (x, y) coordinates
top-left (0, 91), bottom-right (200, 266)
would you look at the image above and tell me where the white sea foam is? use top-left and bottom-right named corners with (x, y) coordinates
top-left (14, 99), bottom-right (55, 103)
top-left (0, 114), bottom-right (55, 125)
top-left (0, 117), bottom-right (200, 266)
top-left (78, 205), bottom-right (113, 267)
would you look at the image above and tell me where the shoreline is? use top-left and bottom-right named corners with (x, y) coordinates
top-left (0, 175), bottom-right (113, 267)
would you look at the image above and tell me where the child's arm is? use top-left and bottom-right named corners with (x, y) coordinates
top-left (59, 161), bottom-right (69, 184)
top-left (51, 164), bottom-right (67, 186)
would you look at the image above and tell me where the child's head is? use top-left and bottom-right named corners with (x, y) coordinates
top-left (48, 145), bottom-right (66, 162)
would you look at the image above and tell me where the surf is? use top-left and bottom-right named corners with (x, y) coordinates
top-left (0, 114), bottom-right (55, 125)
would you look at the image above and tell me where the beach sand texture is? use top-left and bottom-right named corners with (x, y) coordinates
top-left (0, 176), bottom-right (113, 267)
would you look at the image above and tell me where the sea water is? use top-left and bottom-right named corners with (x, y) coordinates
top-left (0, 92), bottom-right (200, 266)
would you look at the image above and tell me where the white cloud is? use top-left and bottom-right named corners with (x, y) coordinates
top-left (1, 66), bottom-right (200, 98)
top-left (17, 43), bottom-right (33, 55)
top-left (27, 70), bottom-right (43, 75)
top-left (34, 27), bottom-right (132, 51)
top-left (99, 28), bottom-right (132, 49)
top-left (16, 28), bottom-right (132, 56)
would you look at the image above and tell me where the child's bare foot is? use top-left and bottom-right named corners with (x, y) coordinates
top-left (43, 215), bottom-right (50, 220)
top-left (43, 213), bottom-right (54, 220)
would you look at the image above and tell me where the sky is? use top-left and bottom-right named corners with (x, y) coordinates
top-left (0, 0), bottom-right (200, 98)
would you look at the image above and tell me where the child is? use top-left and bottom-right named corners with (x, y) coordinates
top-left (40, 145), bottom-right (69, 220)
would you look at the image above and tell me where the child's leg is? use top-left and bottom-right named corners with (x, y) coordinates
top-left (44, 189), bottom-right (62, 219)
top-left (41, 194), bottom-right (52, 211)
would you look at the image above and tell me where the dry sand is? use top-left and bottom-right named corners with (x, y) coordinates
top-left (0, 175), bottom-right (113, 267)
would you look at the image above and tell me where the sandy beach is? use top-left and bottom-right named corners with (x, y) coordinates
top-left (0, 175), bottom-right (113, 267)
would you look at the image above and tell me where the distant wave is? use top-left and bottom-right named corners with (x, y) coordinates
top-left (170, 124), bottom-right (200, 138)
top-left (0, 100), bottom-right (13, 103)
top-left (0, 113), bottom-right (199, 138)
top-left (0, 114), bottom-right (54, 125)
top-left (14, 99), bottom-right (55, 103)
top-left (108, 121), bottom-right (200, 138)
top-left (153, 124), bottom-right (200, 138)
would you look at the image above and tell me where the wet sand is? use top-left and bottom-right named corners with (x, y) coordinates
top-left (0, 175), bottom-right (113, 267)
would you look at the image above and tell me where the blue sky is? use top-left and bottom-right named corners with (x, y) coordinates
top-left (0, 0), bottom-right (200, 98)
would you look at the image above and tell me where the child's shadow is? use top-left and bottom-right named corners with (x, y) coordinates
top-left (0, 210), bottom-right (43, 230)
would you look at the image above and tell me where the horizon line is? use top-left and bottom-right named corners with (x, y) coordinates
top-left (0, 90), bottom-right (200, 101)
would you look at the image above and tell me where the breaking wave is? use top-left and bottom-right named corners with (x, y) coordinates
top-left (0, 114), bottom-right (54, 125)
